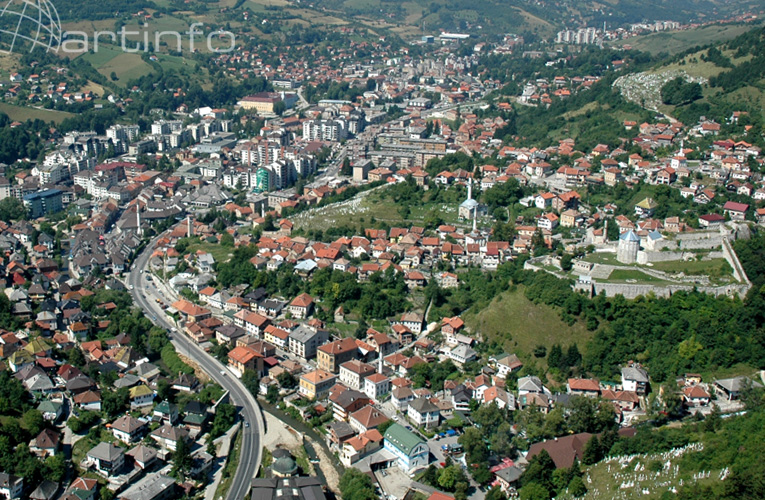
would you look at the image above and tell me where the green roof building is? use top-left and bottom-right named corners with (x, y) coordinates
top-left (383, 423), bottom-right (429, 473)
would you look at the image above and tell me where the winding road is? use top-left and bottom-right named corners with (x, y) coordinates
top-left (127, 234), bottom-right (264, 500)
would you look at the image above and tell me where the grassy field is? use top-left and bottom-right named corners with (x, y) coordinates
top-left (97, 53), bottom-right (154, 83)
top-left (79, 46), bottom-right (122, 67)
top-left (582, 252), bottom-right (620, 266)
top-left (648, 258), bottom-right (732, 277)
top-left (77, 46), bottom-right (156, 83)
top-left (612, 24), bottom-right (756, 55)
top-left (463, 286), bottom-right (594, 360)
top-left (185, 240), bottom-right (234, 264)
top-left (605, 269), bottom-right (671, 284)
top-left (562, 445), bottom-right (720, 500)
top-left (291, 185), bottom-right (472, 233)
top-left (0, 103), bottom-right (75, 123)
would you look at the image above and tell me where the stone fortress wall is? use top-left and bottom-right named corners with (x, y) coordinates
top-left (527, 224), bottom-right (753, 300)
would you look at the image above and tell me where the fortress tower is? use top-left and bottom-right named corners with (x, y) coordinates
top-left (617, 230), bottom-right (640, 264)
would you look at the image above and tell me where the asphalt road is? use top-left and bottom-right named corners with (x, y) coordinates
top-left (128, 235), bottom-right (263, 500)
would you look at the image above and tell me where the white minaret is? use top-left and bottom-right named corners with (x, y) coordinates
top-left (473, 206), bottom-right (477, 232)
top-left (187, 216), bottom-right (192, 238)
top-left (136, 207), bottom-right (141, 236)
top-left (378, 353), bottom-right (383, 374)
top-left (467, 179), bottom-right (472, 200)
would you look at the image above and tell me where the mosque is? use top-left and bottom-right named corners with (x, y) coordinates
top-left (458, 180), bottom-right (487, 221)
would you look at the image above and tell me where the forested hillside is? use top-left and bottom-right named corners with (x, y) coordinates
top-left (458, 231), bottom-right (765, 383)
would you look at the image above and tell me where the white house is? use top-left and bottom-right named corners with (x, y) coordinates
top-left (338, 360), bottom-right (375, 391)
top-left (0, 473), bottom-right (23, 500)
top-left (383, 424), bottom-right (429, 473)
top-left (621, 365), bottom-right (649, 395)
top-left (363, 373), bottom-right (391, 402)
top-left (407, 398), bottom-right (440, 429)
top-left (86, 443), bottom-right (125, 477)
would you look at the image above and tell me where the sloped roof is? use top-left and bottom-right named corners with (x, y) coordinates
top-left (384, 423), bottom-right (425, 456)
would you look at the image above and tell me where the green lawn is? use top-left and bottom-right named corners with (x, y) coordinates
top-left (463, 286), bottom-right (594, 360)
top-left (185, 240), bottom-right (234, 264)
top-left (648, 258), bottom-right (732, 278)
top-left (71, 428), bottom-right (115, 470)
top-left (611, 24), bottom-right (756, 55)
top-left (291, 185), bottom-right (470, 233)
top-left (0, 103), bottom-right (75, 124)
top-left (565, 447), bottom-right (721, 500)
top-left (605, 269), bottom-right (670, 284)
top-left (581, 252), bottom-right (620, 266)
top-left (330, 321), bottom-right (358, 338)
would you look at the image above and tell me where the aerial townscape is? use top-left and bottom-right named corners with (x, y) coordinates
top-left (1, 0), bottom-right (765, 500)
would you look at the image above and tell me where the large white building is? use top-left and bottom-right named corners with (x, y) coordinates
top-left (303, 119), bottom-right (348, 142)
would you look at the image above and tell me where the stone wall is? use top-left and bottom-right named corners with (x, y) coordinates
top-left (577, 282), bottom-right (751, 300)
top-left (637, 250), bottom-right (725, 264)
top-left (722, 237), bottom-right (750, 285)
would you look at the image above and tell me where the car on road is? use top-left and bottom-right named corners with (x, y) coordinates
top-left (244, 421), bottom-right (249, 428)
top-left (220, 370), bottom-right (227, 376)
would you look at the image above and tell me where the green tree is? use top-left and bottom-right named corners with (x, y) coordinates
top-left (490, 421), bottom-right (516, 458)
top-left (171, 437), bottom-right (193, 480)
top-left (67, 347), bottom-right (86, 367)
top-left (339, 468), bottom-right (377, 500)
top-left (21, 409), bottom-right (44, 437)
top-left (0, 371), bottom-right (28, 414)
top-left (560, 254), bottom-right (573, 271)
top-left (521, 449), bottom-right (555, 494)
top-left (102, 388), bottom-right (130, 418)
top-left (459, 427), bottom-right (488, 464)
top-left (277, 372), bottom-right (297, 389)
top-left (210, 403), bottom-right (237, 439)
top-left (705, 404), bottom-right (722, 432)
top-left (547, 344), bottom-right (563, 370)
top-left (221, 232), bottom-right (235, 247)
top-left (0, 197), bottom-right (26, 221)
top-left (568, 476), bottom-right (587, 497)
top-left (582, 435), bottom-right (603, 465)
top-left (485, 487), bottom-right (508, 500)
top-left (44, 454), bottom-right (67, 482)
top-left (156, 379), bottom-right (174, 403)
top-left (438, 464), bottom-right (466, 491)
top-left (341, 157), bottom-right (352, 176)
top-left (265, 385), bottom-right (280, 404)
top-left (519, 482), bottom-right (551, 500)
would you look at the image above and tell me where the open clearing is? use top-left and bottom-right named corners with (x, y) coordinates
top-left (463, 286), bottom-right (594, 360)
top-left (612, 24), bottom-right (756, 55)
top-left (0, 103), bottom-right (74, 123)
